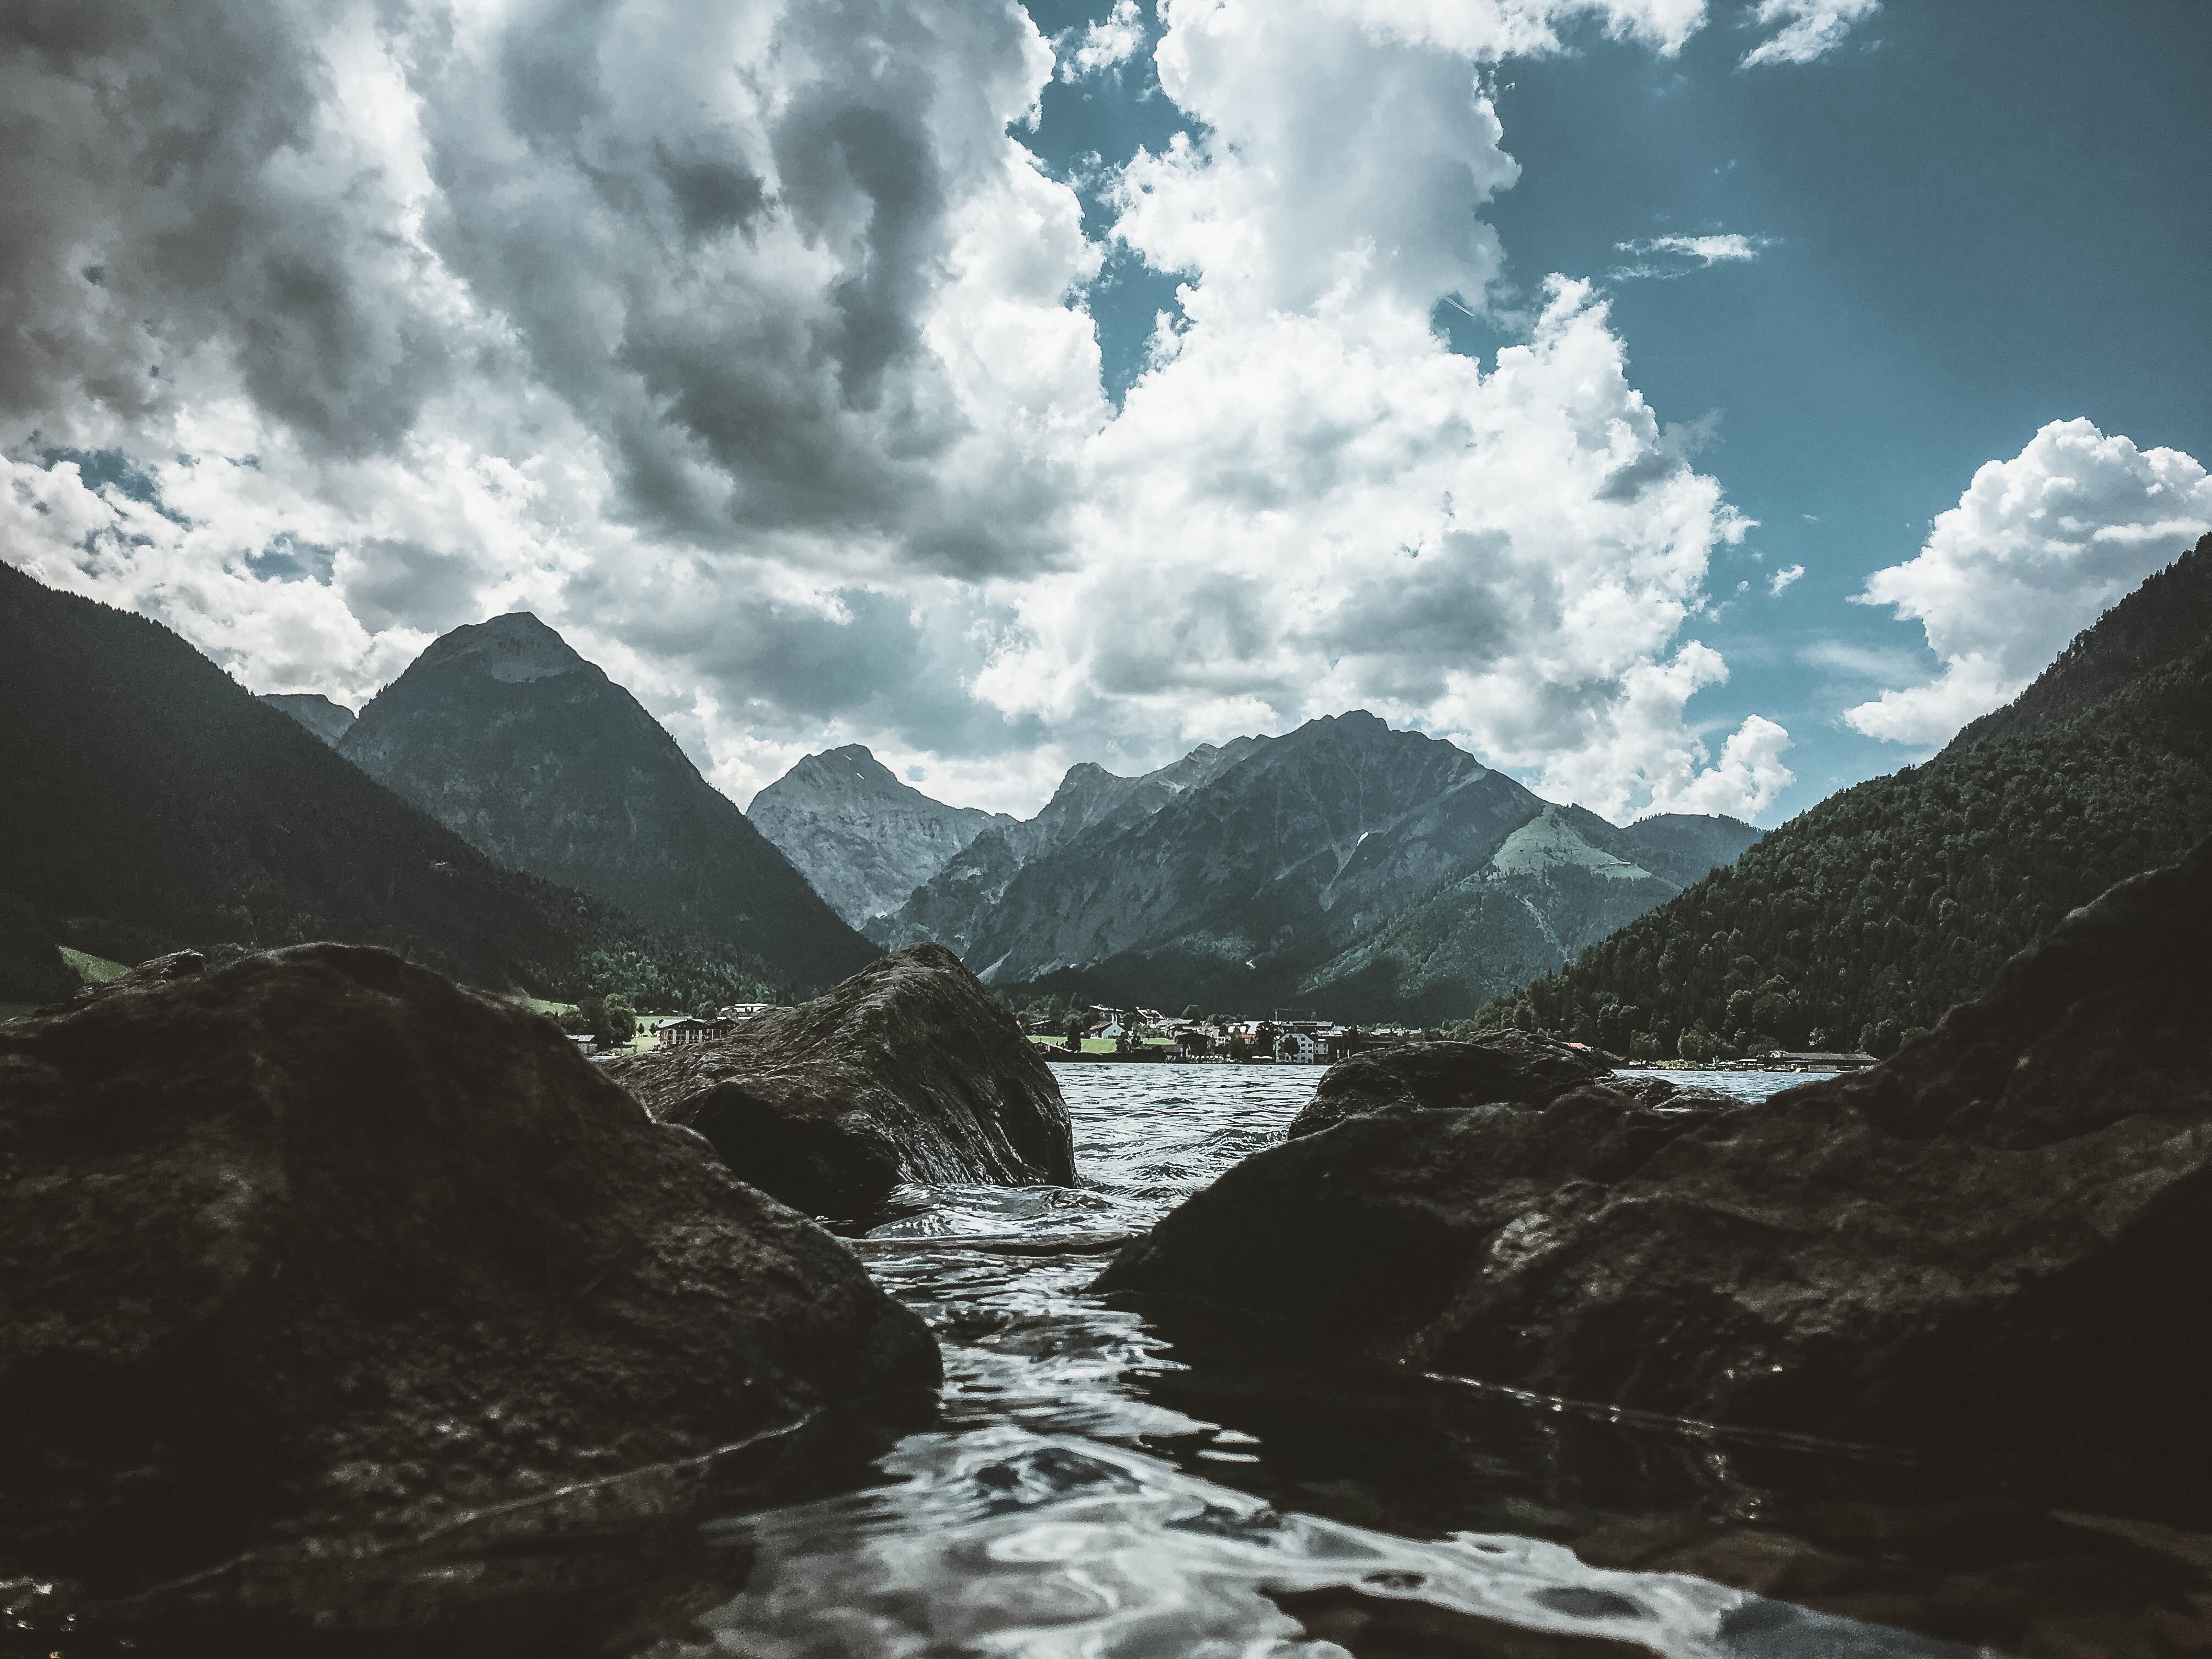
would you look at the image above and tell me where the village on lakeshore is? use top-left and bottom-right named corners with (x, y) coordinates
top-left (558, 993), bottom-right (1877, 1074)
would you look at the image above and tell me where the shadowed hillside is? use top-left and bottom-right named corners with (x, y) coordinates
top-left (1475, 588), bottom-right (2212, 1058)
top-left (0, 563), bottom-right (785, 1011)
top-left (340, 613), bottom-right (876, 991)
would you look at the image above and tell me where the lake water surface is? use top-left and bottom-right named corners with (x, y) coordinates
top-left (643, 1065), bottom-right (2129, 1659)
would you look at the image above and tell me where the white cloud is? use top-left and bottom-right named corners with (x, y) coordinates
top-left (2, 0), bottom-right (1798, 824)
top-left (1844, 418), bottom-right (2212, 746)
top-left (1613, 232), bottom-right (1770, 277)
top-left (1768, 562), bottom-right (1803, 595)
top-left (1062, 0), bottom-right (1149, 79)
top-left (1740, 0), bottom-right (1878, 68)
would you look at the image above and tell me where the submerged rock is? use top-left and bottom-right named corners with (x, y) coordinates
top-left (608, 942), bottom-right (1074, 1221)
top-left (1285, 1030), bottom-right (1611, 1139)
top-left (0, 944), bottom-right (938, 1603)
top-left (1099, 838), bottom-right (2212, 1473)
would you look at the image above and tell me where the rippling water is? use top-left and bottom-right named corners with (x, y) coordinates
top-left (642, 1066), bottom-right (2054, 1659)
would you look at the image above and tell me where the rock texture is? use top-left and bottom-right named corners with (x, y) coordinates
top-left (0, 945), bottom-right (939, 1599)
top-left (1099, 837), bottom-right (2212, 1470)
top-left (1286, 1031), bottom-right (1612, 1139)
top-left (259, 691), bottom-right (357, 746)
top-left (340, 613), bottom-right (874, 990)
top-left (608, 943), bottom-right (1074, 1221)
top-left (748, 745), bottom-right (1013, 927)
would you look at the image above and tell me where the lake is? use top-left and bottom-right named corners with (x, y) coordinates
top-left (638, 1063), bottom-right (2162, 1658)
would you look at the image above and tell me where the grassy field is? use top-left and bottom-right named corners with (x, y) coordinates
top-left (60, 947), bottom-right (128, 983)
top-left (1, 946), bottom-right (131, 1022)
top-left (1027, 1035), bottom-right (1177, 1054)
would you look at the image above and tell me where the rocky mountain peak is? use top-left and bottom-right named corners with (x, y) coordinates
top-left (412, 612), bottom-right (590, 685)
top-left (1052, 761), bottom-right (1118, 797)
top-left (340, 616), bottom-right (874, 989)
top-left (750, 748), bottom-right (1015, 928)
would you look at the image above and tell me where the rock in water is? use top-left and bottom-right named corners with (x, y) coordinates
top-left (608, 943), bottom-right (1075, 1221)
top-left (0, 946), bottom-right (939, 1601)
top-left (1286, 1030), bottom-right (1612, 1138)
top-left (1098, 838), bottom-right (2212, 1477)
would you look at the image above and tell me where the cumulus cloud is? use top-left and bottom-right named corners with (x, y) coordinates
top-left (1062, 0), bottom-right (1149, 78)
top-left (1768, 562), bottom-right (1803, 595)
top-left (1740, 0), bottom-right (1878, 68)
top-left (1612, 232), bottom-right (1770, 278)
top-left (1845, 419), bottom-right (2212, 746)
top-left (3, 0), bottom-right (1798, 823)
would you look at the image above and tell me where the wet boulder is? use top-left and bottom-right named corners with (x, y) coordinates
top-left (1286, 1029), bottom-right (1612, 1139)
top-left (608, 942), bottom-right (1074, 1222)
top-left (0, 944), bottom-right (939, 1602)
top-left (1101, 838), bottom-right (2212, 1475)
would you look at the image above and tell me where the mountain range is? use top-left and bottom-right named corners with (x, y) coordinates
top-left (865, 712), bottom-right (1759, 1023)
top-left (3, 561), bottom-right (1760, 1024)
top-left (748, 746), bottom-right (1012, 927)
top-left (338, 613), bottom-right (873, 989)
top-left (0, 564), bottom-right (785, 1011)
top-left (1485, 531), bottom-right (2212, 1058)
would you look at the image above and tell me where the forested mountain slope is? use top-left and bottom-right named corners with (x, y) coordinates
top-left (1478, 633), bottom-right (2212, 1059)
top-left (1944, 531), bottom-right (2212, 756)
top-left (0, 564), bottom-right (782, 1011)
top-left (1299, 806), bottom-right (1760, 1024)
top-left (341, 613), bottom-right (874, 990)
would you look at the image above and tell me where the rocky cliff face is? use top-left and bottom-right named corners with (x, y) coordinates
top-left (340, 614), bottom-right (876, 991)
top-left (258, 692), bottom-right (356, 746)
top-left (748, 746), bottom-right (1012, 926)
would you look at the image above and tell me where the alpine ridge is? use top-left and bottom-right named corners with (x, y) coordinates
top-left (748, 746), bottom-right (1013, 927)
top-left (877, 712), bottom-right (1758, 1022)
top-left (340, 614), bottom-right (876, 991)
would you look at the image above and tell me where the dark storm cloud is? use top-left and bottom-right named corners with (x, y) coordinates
top-left (411, 0), bottom-right (1063, 573)
top-left (629, 584), bottom-right (1045, 757)
top-left (342, 537), bottom-right (490, 634)
top-left (0, 0), bottom-right (449, 450)
top-left (5, 0), bottom-right (1067, 577)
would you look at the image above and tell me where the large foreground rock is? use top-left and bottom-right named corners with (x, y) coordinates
top-left (1286, 1029), bottom-right (1611, 1138)
top-left (609, 943), bottom-right (1074, 1220)
top-left (0, 946), bottom-right (939, 1599)
top-left (1098, 839), bottom-right (2212, 1470)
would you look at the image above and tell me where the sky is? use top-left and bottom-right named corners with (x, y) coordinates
top-left (4, 0), bottom-right (2209, 825)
